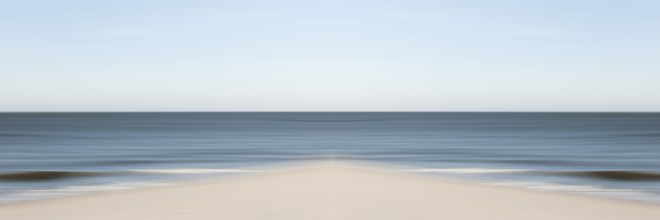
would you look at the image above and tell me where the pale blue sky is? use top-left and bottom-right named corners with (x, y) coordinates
top-left (1, 0), bottom-right (659, 111)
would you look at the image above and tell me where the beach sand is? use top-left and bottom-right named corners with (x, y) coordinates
top-left (1, 161), bottom-right (659, 220)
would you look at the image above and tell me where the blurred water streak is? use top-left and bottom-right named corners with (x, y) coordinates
top-left (1, 112), bottom-right (659, 203)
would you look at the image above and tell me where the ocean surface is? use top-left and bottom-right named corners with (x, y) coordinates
top-left (1, 112), bottom-right (659, 204)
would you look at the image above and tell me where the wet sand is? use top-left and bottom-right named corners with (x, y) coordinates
top-left (1, 162), bottom-right (659, 220)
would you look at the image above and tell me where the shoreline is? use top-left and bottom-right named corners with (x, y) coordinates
top-left (1, 161), bottom-right (659, 219)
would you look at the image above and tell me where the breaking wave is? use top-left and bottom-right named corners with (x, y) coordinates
top-left (547, 171), bottom-right (660, 181)
top-left (0, 171), bottom-right (112, 182)
top-left (404, 168), bottom-right (533, 174)
top-left (0, 168), bottom-right (260, 182)
top-left (405, 168), bottom-right (660, 181)
top-left (129, 168), bottom-right (260, 174)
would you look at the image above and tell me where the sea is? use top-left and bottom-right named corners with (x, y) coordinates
top-left (1, 112), bottom-right (659, 205)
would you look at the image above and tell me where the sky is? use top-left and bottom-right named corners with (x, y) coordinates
top-left (1, 0), bottom-right (659, 112)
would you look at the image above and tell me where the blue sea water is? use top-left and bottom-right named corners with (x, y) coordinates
top-left (1, 112), bottom-right (659, 204)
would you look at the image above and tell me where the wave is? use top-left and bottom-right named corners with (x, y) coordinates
top-left (0, 168), bottom-right (260, 182)
top-left (0, 181), bottom-right (174, 205)
top-left (405, 168), bottom-right (660, 181)
top-left (129, 168), bottom-right (261, 174)
top-left (0, 171), bottom-right (111, 182)
top-left (90, 160), bottom-right (172, 165)
top-left (546, 171), bottom-right (660, 181)
top-left (403, 168), bottom-right (532, 174)
top-left (489, 181), bottom-right (660, 203)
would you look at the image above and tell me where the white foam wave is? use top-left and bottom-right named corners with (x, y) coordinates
top-left (491, 181), bottom-right (607, 191)
top-left (489, 181), bottom-right (660, 203)
top-left (131, 168), bottom-right (261, 174)
top-left (0, 182), bottom-right (173, 205)
top-left (404, 168), bottom-right (533, 174)
top-left (403, 168), bottom-right (660, 204)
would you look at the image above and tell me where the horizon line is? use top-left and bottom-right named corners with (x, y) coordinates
top-left (1, 111), bottom-right (659, 114)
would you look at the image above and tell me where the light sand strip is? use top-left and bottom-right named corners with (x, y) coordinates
top-left (1, 162), bottom-right (659, 220)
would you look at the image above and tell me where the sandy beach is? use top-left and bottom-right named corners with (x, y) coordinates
top-left (1, 161), bottom-right (659, 220)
